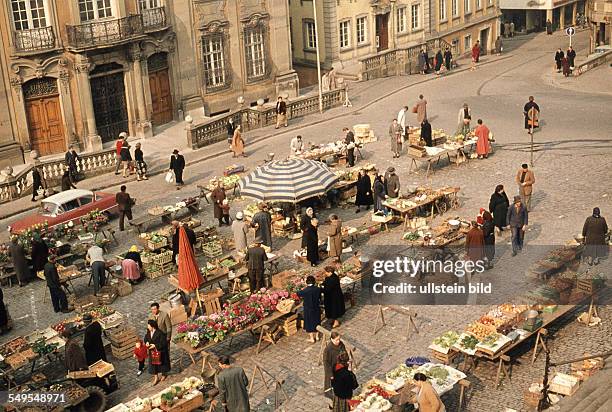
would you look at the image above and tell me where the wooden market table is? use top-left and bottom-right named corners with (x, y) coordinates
top-left (407, 149), bottom-right (452, 178)
top-left (455, 305), bottom-right (577, 388)
top-left (383, 187), bottom-right (460, 230)
top-left (197, 183), bottom-right (240, 204)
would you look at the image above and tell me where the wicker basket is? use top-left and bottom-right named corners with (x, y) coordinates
top-left (276, 298), bottom-right (295, 314)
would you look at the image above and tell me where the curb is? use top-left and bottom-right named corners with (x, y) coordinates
top-left (1, 54), bottom-right (512, 222)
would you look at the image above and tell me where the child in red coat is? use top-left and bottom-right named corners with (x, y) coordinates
top-left (133, 340), bottom-right (148, 376)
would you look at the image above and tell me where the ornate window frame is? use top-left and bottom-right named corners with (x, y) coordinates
top-left (199, 21), bottom-right (232, 94)
top-left (241, 14), bottom-right (271, 84)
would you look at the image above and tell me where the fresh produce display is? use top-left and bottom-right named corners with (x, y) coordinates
top-left (366, 384), bottom-right (392, 399)
top-left (425, 365), bottom-right (450, 385)
top-left (31, 338), bottom-right (59, 355)
top-left (403, 231), bottom-right (420, 241)
top-left (432, 331), bottom-right (460, 349)
top-left (458, 334), bottom-right (479, 350)
top-left (358, 394), bottom-right (392, 411)
top-left (206, 175), bottom-right (241, 190)
top-left (480, 333), bottom-right (501, 347)
top-left (386, 364), bottom-right (417, 382)
top-left (0, 337), bottom-right (29, 357)
top-left (466, 322), bottom-right (495, 340)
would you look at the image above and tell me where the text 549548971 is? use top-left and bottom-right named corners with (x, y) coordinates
top-left (1, 391), bottom-right (67, 406)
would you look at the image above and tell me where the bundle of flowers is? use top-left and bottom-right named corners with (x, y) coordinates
top-left (80, 209), bottom-right (108, 232)
top-left (174, 289), bottom-right (298, 347)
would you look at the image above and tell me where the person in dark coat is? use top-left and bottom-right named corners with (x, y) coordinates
top-left (546, 19), bottom-right (553, 34)
top-left (115, 185), bottom-right (134, 231)
top-left (44, 256), bottom-right (69, 313)
top-left (134, 143), bottom-right (148, 181)
top-left (434, 49), bottom-right (443, 74)
top-left (63, 330), bottom-right (88, 372)
top-left (385, 168), bottom-right (400, 198)
top-left (171, 222), bottom-right (196, 263)
top-left (297, 276), bottom-right (321, 343)
top-left (523, 96), bottom-right (540, 132)
top-left (119, 141), bottom-right (132, 178)
top-left (507, 196), bottom-right (528, 256)
top-left (31, 234), bottom-right (49, 275)
top-left (444, 47), bottom-right (452, 71)
top-left (561, 56), bottom-right (570, 77)
top-left (31, 166), bottom-right (45, 201)
top-left (83, 320), bottom-right (107, 365)
top-left (481, 211), bottom-right (496, 268)
top-left (582, 207), bottom-right (608, 265)
top-left (226, 118), bottom-right (236, 145)
top-left (373, 174), bottom-right (386, 212)
top-left (169, 149), bottom-right (185, 187)
top-left (355, 170), bottom-right (373, 213)
top-left (465, 221), bottom-right (485, 263)
top-left (489, 184), bottom-right (510, 232)
top-left (554, 48), bottom-right (564, 72)
top-left (61, 169), bottom-right (76, 191)
top-left (323, 332), bottom-right (346, 400)
top-left (9, 237), bottom-right (29, 286)
top-left (566, 46), bottom-right (576, 68)
top-left (217, 355), bottom-right (250, 412)
top-left (421, 118), bottom-right (433, 146)
top-left (301, 208), bottom-right (319, 266)
top-left (0, 287), bottom-right (10, 334)
top-left (245, 240), bottom-right (267, 293)
top-left (418, 49), bottom-right (427, 74)
top-left (251, 203), bottom-right (273, 249)
top-left (144, 319), bottom-right (170, 385)
top-left (210, 181), bottom-right (227, 226)
top-left (64, 146), bottom-right (80, 181)
top-left (331, 352), bottom-right (358, 412)
top-left (322, 267), bottom-right (345, 328)
top-left (344, 127), bottom-right (355, 167)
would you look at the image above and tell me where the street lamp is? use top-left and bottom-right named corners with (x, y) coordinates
top-left (312, 0), bottom-right (324, 114)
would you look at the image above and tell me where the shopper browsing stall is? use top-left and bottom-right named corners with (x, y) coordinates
top-left (144, 319), bottom-right (170, 385)
top-left (413, 372), bottom-right (446, 412)
top-left (322, 267), bottom-right (345, 328)
top-left (331, 352), bottom-right (359, 412)
top-left (86, 242), bottom-right (107, 294)
top-left (217, 355), bottom-right (250, 412)
top-left (251, 203), bottom-right (273, 249)
top-left (246, 239), bottom-right (267, 293)
top-left (323, 331), bottom-right (346, 401)
top-left (83, 320), bottom-right (107, 365)
top-left (297, 275), bottom-right (322, 343)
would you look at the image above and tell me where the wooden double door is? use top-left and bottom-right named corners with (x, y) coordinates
top-left (24, 78), bottom-right (65, 156)
top-left (148, 53), bottom-right (173, 126)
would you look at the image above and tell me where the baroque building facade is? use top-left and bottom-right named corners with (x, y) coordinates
top-left (0, 0), bottom-right (298, 167)
top-left (289, 0), bottom-right (499, 77)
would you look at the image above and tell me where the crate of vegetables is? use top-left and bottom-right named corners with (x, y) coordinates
top-left (96, 286), bottom-right (118, 305)
top-left (153, 250), bottom-right (174, 266)
top-left (147, 235), bottom-right (168, 251)
top-left (202, 241), bottom-right (223, 258)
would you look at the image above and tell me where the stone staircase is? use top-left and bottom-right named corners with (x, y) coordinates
top-left (556, 355), bottom-right (612, 411)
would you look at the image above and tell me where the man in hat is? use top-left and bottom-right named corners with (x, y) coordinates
top-left (344, 127), bottom-right (356, 167)
top-left (245, 239), bottom-right (267, 293)
top-left (115, 185), bottom-right (134, 231)
top-left (86, 241), bottom-right (106, 294)
top-left (506, 196), bottom-right (528, 256)
top-left (169, 149), bottom-right (185, 187)
top-left (515, 163), bottom-right (535, 211)
top-left (384, 168), bottom-right (400, 198)
top-left (251, 203), bottom-right (272, 248)
top-left (582, 208), bottom-right (608, 265)
top-left (44, 255), bottom-right (69, 313)
top-left (232, 212), bottom-right (249, 254)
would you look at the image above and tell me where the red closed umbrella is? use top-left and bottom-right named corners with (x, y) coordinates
top-left (177, 226), bottom-right (203, 306)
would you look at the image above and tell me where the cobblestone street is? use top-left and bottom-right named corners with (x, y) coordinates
top-left (1, 30), bottom-right (611, 411)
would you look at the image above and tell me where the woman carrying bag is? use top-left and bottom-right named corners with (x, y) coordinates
top-left (144, 319), bottom-right (170, 385)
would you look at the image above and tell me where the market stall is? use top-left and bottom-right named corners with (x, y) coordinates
top-left (130, 196), bottom-right (200, 234)
top-left (197, 173), bottom-right (243, 203)
top-left (381, 186), bottom-right (460, 229)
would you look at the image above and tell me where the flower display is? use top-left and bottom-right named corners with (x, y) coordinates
top-left (174, 289), bottom-right (294, 348)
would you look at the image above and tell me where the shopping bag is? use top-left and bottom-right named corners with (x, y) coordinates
top-left (150, 349), bottom-right (162, 365)
top-left (165, 171), bottom-right (175, 183)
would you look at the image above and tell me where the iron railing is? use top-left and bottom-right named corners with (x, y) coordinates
top-left (66, 15), bottom-right (144, 49)
top-left (13, 26), bottom-right (56, 52)
top-left (142, 7), bottom-right (167, 31)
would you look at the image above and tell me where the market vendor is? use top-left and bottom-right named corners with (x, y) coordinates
top-left (232, 212), bottom-right (249, 254)
top-left (290, 135), bottom-right (304, 155)
top-left (125, 245), bottom-right (143, 271)
top-left (31, 233), bottom-right (49, 275)
top-left (211, 180), bottom-right (227, 227)
top-left (251, 203), bottom-right (272, 249)
top-left (44, 255), bottom-right (69, 313)
top-left (121, 255), bottom-right (141, 285)
top-left (63, 329), bottom-right (88, 372)
top-left (344, 127), bottom-right (356, 167)
top-left (83, 320), bottom-right (107, 365)
top-left (172, 221), bottom-right (196, 263)
top-left (246, 239), bottom-right (267, 293)
top-left (86, 241), bottom-right (107, 294)
top-left (413, 372), bottom-right (446, 412)
top-left (384, 168), bottom-right (401, 199)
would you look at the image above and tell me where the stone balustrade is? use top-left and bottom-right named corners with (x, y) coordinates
top-left (0, 148), bottom-right (116, 205)
top-left (186, 88), bottom-right (346, 150)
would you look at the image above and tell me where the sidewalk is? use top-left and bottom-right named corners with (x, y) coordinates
top-left (0, 51), bottom-right (511, 221)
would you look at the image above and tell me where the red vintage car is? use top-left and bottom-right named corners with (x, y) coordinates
top-left (9, 189), bottom-right (118, 234)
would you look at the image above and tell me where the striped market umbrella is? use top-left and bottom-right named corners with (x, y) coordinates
top-left (240, 158), bottom-right (339, 203)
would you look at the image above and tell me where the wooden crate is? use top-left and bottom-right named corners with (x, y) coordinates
top-left (163, 391), bottom-right (204, 412)
top-left (153, 250), bottom-right (174, 266)
top-left (430, 349), bottom-right (459, 365)
top-left (281, 314), bottom-right (299, 336)
top-left (576, 279), bottom-right (596, 295)
top-left (202, 241), bottom-right (223, 258)
top-left (74, 295), bottom-right (99, 312)
top-left (97, 286), bottom-right (118, 305)
top-left (147, 237), bottom-right (168, 251)
top-left (548, 372), bottom-right (579, 396)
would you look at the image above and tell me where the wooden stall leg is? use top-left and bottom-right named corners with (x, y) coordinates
top-left (495, 355), bottom-right (511, 388)
top-left (531, 328), bottom-right (548, 364)
top-left (407, 314), bottom-right (420, 340)
top-left (373, 305), bottom-right (386, 335)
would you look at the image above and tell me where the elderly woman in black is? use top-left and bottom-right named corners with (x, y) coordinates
top-left (322, 266), bottom-right (345, 329)
top-left (331, 352), bottom-right (358, 412)
top-left (83, 320), bottom-right (107, 365)
top-left (144, 319), bottom-right (170, 385)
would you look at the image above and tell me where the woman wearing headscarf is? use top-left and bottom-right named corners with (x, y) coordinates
top-left (0, 287), bottom-right (11, 334)
top-left (83, 320), bottom-right (107, 365)
top-left (122, 256), bottom-right (141, 285)
top-left (355, 170), bottom-right (373, 213)
top-left (231, 125), bottom-right (246, 158)
top-left (125, 245), bottom-right (144, 277)
top-left (489, 185), bottom-right (510, 232)
top-left (582, 207), bottom-right (609, 266)
top-left (297, 276), bottom-right (322, 343)
top-left (301, 208), bottom-right (320, 266)
top-left (144, 319), bottom-right (170, 385)
top-left (30, 234), bottom-right (49, 275)
top-left (322, 267), bottom-right (345, 328)
top-left (327, 215), bottom-right (343, 263)
top-left (481, 210), bottom-right (496, 268)
top-left (413, 372), bottom-right (446, 412)
top-left (331, 352), bottom-right (359, 412)
top-left (373, 175), bottom-right (386, 213)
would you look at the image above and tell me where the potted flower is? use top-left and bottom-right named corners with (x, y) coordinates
top-left (174, 385), bottom-right (184, 399)
top-left (161, 392), bottom-right (174, 407)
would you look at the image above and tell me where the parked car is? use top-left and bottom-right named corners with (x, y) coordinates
top-left (9, 189), bottom-right (118, 234)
